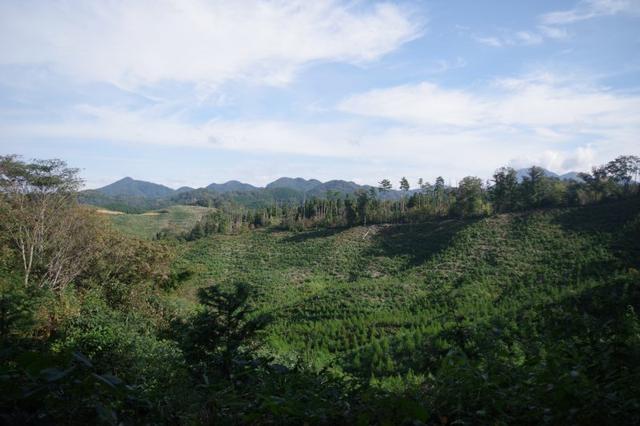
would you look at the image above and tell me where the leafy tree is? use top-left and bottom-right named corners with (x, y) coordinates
top-left (399, 177), bottom-right (410, 192)
top-left (80, 231), bottom-right (174, 307)
top-left (520, 166), bottom-right (564, 208)
top-left (356, 190), bottom-right (372, 226)
top-left (378, 179), bottom-right (392, 194)
top-left (454, 176), bottom-right (487, 217)
top-left (577, 165), bottom-right (613, 203)
top-left (491, 167), bottom-right (519, 212)
top-left (606, 155), bottom-right (640, 193)
top-left (0, 279), bottom-right (34, 344)
top-left (399, 177), bottom-right (410, 214)
top-left (0, 155), bottom-right (102, 290)
top-left (433, 176), bottom-right (446, 213)
top-left (419, 178), bottom-right (432, 193)
top-left (344, 198), bottom-right (358, 227)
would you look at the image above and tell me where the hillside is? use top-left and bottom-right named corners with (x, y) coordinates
top-left (172, 198), bottom-right (640, 372)
top-left (151, 198), bottom-right (639, 422)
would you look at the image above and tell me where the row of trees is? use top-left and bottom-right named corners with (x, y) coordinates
top-left (180, 155), bottom-right (639, 238)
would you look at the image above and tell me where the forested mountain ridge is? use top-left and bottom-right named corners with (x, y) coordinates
top-left (86, 175), bottom-right (383, 199)
top-left (266, 177), bottom-right (323, 192)
top-left (79, 176), bottom-right (398, 212)
top-left (206, 180), bottom-right (259, 193)
top-left (82, 167), bottom-right (581, 214)
top-left (95, 176), bottom-right (176, 198)
top-left (91, 167), bottom-right (580, 198)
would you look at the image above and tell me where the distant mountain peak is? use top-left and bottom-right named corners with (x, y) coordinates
top-left (206, 180), bottom-right (258, 193)
top-left (176, 186), bottom-right (195, 193)
top-left (95, 177), bottom-right (175, 198)
top-left (266, 177), bottom-right (323, 192)
top-left (514, 167), bottom-right (581, 182)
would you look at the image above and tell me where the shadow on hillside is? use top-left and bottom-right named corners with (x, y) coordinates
top-left (280, 227), bottom-right (348, 243)
top-left (552, 198), bottom-right (640, 234)
top-left (415, 263), bottom-right (640, 367)
top-left (552, 198), bottom-right (640, 268)
top-left (365, 219), bottom-right (477, 267)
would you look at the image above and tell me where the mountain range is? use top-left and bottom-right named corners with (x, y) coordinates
top-left (90, 167), bottom-right (582, 199)
top-left (88, 176), bottom-right (379, 199)
top-left (80, 167), bottom-right (583, 213)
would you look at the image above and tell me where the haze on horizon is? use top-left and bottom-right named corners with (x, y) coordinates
top-left (1, 0), bottom-right (639, 189)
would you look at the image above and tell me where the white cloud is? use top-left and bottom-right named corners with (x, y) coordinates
top-left (338, 82), bottom-right (485, 126)
top-left (336, 72), bottom-right (640, 173)
top-left (0, 0), bottom-right (422, 90)
top-left (541, 0), bottom-right (640, 25)
top-left (515, 31), bottom-right (544, 45)
top-left (474, 36), bottom-right (504, 47)
top-left (1, 105), bottom-right (366, 158)
top-left (473, 30), bottom-right (545, 48)
top-left (3, 71), bottom-right (638, 179)
top-left (339, 73), bottom-right (640, 129)
top-left (425, 57), bottom-right (467, 74)
top-left (538, 25), bottom-right (569, 39)
top-left (474, 0), bottom-right (640, 49)
top-left (509, 147), bottom-right (596, 172)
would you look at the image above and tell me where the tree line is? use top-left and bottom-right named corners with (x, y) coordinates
top-left (179, 155), bottom-right (639, 240)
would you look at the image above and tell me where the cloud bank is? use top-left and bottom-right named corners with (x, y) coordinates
top-left (0, 0), bottom-right (422, 89)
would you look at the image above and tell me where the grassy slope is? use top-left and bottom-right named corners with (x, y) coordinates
top-left (103, 205), bottom-right (213, 239)
top-left (171, 199), bottom-right (640, 373)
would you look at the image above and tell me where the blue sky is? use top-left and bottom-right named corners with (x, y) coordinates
top-left (1, 0), bottom-right (639, 189)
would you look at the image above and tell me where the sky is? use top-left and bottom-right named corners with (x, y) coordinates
top-left (1, 0), bottom-right (639, 189)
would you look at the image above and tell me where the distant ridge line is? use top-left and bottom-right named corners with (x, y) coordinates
top-left (89, 167), bottom-right (583, 198)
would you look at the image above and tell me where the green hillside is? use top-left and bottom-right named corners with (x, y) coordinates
top-left (166, 198), bottom-right (640, 422)
top-left (175, 199), bottom-right (639, 360)
top-left (103, 205), bottom-right (214, 239)
top-left (3, 151), bottom-right (640, 424)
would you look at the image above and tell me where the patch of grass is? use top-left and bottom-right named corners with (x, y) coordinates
top-left (105, 205), bottom-right (213, 239)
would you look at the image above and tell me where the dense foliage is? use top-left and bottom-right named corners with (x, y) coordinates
top-left (1, 154), bottom-right (639, 424)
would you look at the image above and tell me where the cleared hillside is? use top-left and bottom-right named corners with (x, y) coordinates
top-left (166, 198), bottom-right (640, 422)
top-left (101, 205), bottom-right (214, 239)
